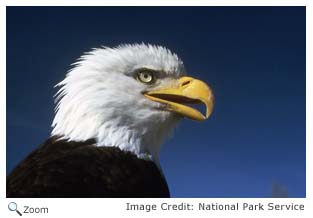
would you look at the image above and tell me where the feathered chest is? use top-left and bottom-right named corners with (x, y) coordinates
top-left (7, 137), bottom-right (170, 198)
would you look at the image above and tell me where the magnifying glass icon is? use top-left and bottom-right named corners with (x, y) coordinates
top-left (8, 202), bottom-right (22, 216)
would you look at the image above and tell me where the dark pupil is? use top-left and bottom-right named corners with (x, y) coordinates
top-left (144, 74), bottom-right (149, 78)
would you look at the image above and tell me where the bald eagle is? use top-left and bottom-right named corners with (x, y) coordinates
top-left (7, 44), bottom-right (214, 198)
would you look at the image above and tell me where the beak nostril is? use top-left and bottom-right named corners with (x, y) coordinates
top-left (181, 80), bottom-right (191, 87)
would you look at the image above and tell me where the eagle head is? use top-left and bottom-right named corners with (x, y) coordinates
top-left (52, 44), bottom-right (214, 165)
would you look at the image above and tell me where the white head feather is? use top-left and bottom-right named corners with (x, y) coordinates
top-left (52, 44), bottom-right (186, 165)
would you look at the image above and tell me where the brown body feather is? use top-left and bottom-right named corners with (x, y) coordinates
top-left (7, 137), bottom-right (170, 198)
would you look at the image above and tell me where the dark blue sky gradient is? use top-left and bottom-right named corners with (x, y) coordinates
top-left (7, 7), bottom-right (306, 197)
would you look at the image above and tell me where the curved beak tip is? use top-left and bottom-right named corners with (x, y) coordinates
top-left (144, 76), bottom-right (214, 121)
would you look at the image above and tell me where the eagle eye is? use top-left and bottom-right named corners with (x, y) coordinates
top-left (136, 70), bottom-right (156, 85)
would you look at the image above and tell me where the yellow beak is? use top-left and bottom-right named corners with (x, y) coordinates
top-left (144, 76), bottom-right (214, 121)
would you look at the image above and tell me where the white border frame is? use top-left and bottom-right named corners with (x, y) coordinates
top-left (1, 1), bottom-right (312, 218)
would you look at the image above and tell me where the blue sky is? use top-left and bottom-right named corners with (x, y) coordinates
top-left (7, 6), bottom-right (305, 197)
